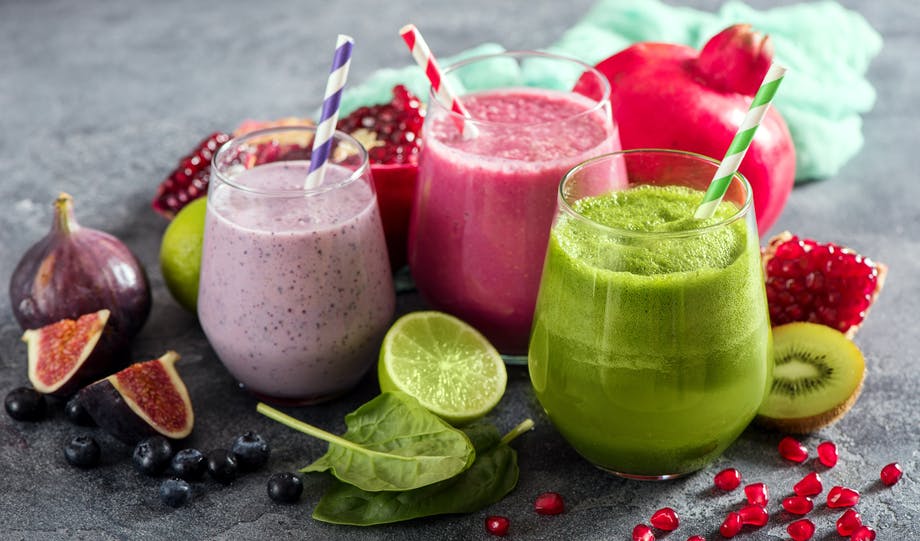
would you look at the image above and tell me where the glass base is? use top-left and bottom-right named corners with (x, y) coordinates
top-left (596, 465), bottom-right (689, 481)
top-left (239, 383), bottom-right (346, 407)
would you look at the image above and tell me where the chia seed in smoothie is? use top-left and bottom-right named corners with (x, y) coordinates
top-left (198, 160), bottom-right (395, 403)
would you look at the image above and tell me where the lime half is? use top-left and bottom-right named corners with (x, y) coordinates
top-left (378, 311), bottom-right (507, 425)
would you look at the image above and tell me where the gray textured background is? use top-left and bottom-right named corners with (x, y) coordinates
top-left (0, 0), bottom-right (916, 539)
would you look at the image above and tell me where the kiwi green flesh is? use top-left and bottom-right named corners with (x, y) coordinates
top-left (756, 322), bottom-right (865, 433)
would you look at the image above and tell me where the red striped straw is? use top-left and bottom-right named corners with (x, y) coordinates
top-left (399, 24), bottom-right (477, 137)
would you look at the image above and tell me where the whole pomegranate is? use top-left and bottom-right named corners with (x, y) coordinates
top-left (578, 24), bottom-right (796, 234)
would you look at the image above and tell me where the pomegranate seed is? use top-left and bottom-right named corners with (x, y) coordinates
top-left (337, 85), bottom-right (424, 166)
top-left (632, 524), bottom-right (655, 541)
top-left (686, 537), bottom-right (706, 541)
top-left (738, 504), bottom-right (768, 527)
top-left (793, 472), bottom-right (823, 497)
top-left (744, 482), bottom-right (769, 506)
top-left (649, 507), bottom-right (679, 531)
top-left (153, 132), bottom-right (230, 218)
top-left (719, 512), bottom-right (743, 538)
top-left (880, 462), bottom-right (903, 485)
top-left (786, 518), bottom-right (815, 541)
top-left (850, 525), bottom-right (877, 541)
top-left (713, 468), bottom-right (742, 491)
top-left (782, 495), bottom-right (814, 515)
top-left (836, 508), bottom-right (863, 536)
top-left (762, 233), bottom-right (885, 335)
top-left (534, 492), bottom-right (565, 515)
top-left (778, 437), bottom-right (809, 463)
top-left (816, 441), bottom-right (838, 467)
top-left (485, 516), bottom-right (509, 537)
top-left (827, 485), bottom-right (860, 508)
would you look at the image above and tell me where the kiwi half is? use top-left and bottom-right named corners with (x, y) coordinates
top-left (756, 322), bottom-right (866, 434)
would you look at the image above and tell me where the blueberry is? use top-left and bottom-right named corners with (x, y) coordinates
top-left (170, 448), bottom-right (207, 481)
top-left (64, 396), bottom-right (95, 426)
top-left (64, 435), bottom-right (101, 468)
top-left (133, 436), bottom-right (174, 476)
top-left (267, 472), bottom-right (303, 503)
top-left (5, 387), bottom-right (46, 422)
top-left (160, 478), bottom-right (192, 508)
top-left (206, 449), bottom-right (239, 484)
top-left (231, 432), bottom-right (270, 470)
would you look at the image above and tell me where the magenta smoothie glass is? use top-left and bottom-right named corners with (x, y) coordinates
top-left (198, 126), bottom-right (395, 405)
top-left (408, 51), bottom-right (620, 356)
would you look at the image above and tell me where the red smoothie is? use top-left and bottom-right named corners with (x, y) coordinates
top-left (408, 87), bottom-right (620, 354)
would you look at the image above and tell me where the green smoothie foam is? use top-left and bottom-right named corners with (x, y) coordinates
top-left (529, 185), bottom-right (771, 476)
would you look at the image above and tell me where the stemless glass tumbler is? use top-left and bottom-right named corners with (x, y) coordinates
top-left (198, 126), bottom-right (395, 405)
top-left (408, 51), bottom-right (620, 355)
top-left (529, 149), bottom-right (773, 479)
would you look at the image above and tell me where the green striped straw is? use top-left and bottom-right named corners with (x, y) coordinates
top-left (694, 63), bottom-right (787, 219)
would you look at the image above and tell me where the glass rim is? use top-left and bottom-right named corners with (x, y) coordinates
top-left (211, 125), bottom-right (370, 197)
top-left (558, 149), bottom-right (755, 239)
top-left (429, 50), bottom-right (612, 129)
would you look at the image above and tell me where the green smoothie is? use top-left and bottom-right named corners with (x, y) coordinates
top-left (529, 185), bottom-right (772, 477)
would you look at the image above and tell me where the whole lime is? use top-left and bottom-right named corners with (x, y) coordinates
top-left (159, 197), bottom-right (207, 312)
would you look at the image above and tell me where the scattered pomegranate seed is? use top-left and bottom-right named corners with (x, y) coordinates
top-left (836, 508), bottom-right (863, 536)
top-left (744, 482), bottom-right (769, 506)
top-left (713, 468), bottom-right (742, 491)
top-left (485, 516), bottom-right (509, 536)
top-left (786, 518), bottom-right (816, 541)
top-left (793, 472), bottom-right (823, 497)
top-left (533, 492), bottom-right (565, 515)
top-left (817, 441), bottom-right (838, 468)
top-left (719, 512), bottom-right (743, 538)
top-left (738, 504), bottom-right (768, 527)
top-left (850, 525), bottom-right (877, 541)
top-left (826, 485), bottom-right (860, 508)
top-left (649, 507), bottom-right (679, 531)
top-left (781, 495), bottom-right (814, 515)
top-left (686, 537), bottom-right (706, 541)
top-left (880, 462), bottom-right (903, 486)
top-left (632, 523), bottom-right (655, 541)
top-left (763, 232), bottom-right (886, 336)
top-left (778, 437), bottom-right (809, 463)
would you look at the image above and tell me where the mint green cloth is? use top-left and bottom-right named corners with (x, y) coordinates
top-left (343, 0), bottom-right (882, 181)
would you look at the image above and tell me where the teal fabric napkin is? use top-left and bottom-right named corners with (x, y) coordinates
top-left (343, 0), bottom-right (882, 182)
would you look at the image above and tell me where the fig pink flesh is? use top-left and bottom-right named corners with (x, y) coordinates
top-left (33, 312), bottom-right (106, 386)
top-left (112, 357), bottom-right (189, 434)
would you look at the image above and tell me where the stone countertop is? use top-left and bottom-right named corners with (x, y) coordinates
top-left (0, 0), bottom-right (916, 539)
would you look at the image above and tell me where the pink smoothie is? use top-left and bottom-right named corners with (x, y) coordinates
top-left (408, 87), bottom-right (620, 354)
top-left (198, 161), bottom-right (394, 402)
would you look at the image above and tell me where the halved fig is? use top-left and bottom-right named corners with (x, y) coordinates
top-left (23, 309), bottom-right (123, 397)
top-left (78, 351), bottom-right (193, 444)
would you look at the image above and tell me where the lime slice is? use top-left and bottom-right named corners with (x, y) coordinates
top-left (378, 311), bottom-right (507, 425)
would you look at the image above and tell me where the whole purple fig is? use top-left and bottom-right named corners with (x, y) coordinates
top-left (9, 193), bottom-right (152, 339)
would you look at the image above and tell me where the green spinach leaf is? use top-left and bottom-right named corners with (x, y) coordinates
top-left (257, 392), bottom-right (475, 492)
top-left (311, 419), bottom-right (534, 525)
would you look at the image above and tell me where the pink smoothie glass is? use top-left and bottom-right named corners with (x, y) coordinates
top-left (408, 51), bottom-right (620, 356)
top-left (198, 126), bottom-right (395, 405)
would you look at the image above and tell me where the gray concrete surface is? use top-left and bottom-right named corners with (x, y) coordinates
top-left (0, 0), bottom-right (916, 539)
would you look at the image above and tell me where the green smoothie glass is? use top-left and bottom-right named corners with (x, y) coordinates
top-left (529, 149), bottom-right (772, 480)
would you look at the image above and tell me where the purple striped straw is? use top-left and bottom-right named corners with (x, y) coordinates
top-left (305, 34), bottom-right (354, 190)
